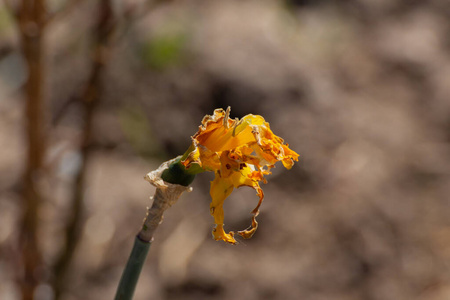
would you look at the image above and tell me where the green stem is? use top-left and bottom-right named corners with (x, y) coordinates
top-left (114, 158), bottom-right (193, 300)
top-left (114, 236), bottom-right (150, 300)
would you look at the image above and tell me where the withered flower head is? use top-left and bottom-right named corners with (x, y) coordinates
top-left (182, 107), bottom-right (299, 244)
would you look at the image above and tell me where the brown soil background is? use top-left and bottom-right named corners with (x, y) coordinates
top-left (1, 1), bottom-right (450, 300)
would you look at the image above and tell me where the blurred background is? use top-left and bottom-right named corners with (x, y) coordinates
top-left (1, 0), bottom-right (450, 299)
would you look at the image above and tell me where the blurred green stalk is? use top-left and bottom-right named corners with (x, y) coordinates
top-left (114, 237), bottom-right (150, 300)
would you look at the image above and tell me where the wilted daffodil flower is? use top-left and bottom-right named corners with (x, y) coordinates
top-left (175, 107), bottom-right (299, 244)
top-left (117, 108), bottom-right (298, 300)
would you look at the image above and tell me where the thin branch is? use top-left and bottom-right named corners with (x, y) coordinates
top-left (49, 0), bottom-right (174, 296)
top-left (17, 0), bottom-right (47, 299)
top-left (52, 1), bottom-right (116, 299)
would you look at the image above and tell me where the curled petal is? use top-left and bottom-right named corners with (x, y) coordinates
top-left (209, 160), bottom-right (265, 244)
top-left (238, 214), bottom-right (259, 239)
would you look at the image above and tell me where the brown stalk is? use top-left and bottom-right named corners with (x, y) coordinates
top-left (17, 0), bottom-right (47, 299)
top-left (52, 1), bottom-right (115, 299)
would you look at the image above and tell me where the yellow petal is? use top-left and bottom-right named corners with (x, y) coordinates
top-left (212, 224), bottom-right (237, 244)
top-left (199, 124), bottom-right (255, 153)
top-left (209, 173), bottom-right (237, 244)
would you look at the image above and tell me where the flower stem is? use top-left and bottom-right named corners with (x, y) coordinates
top-left (114, 236), bottom-right (150, 300)
top-left (114, 159), bottom-right (192, 300)
top-left (138, 187), bottom-right (172, 242)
